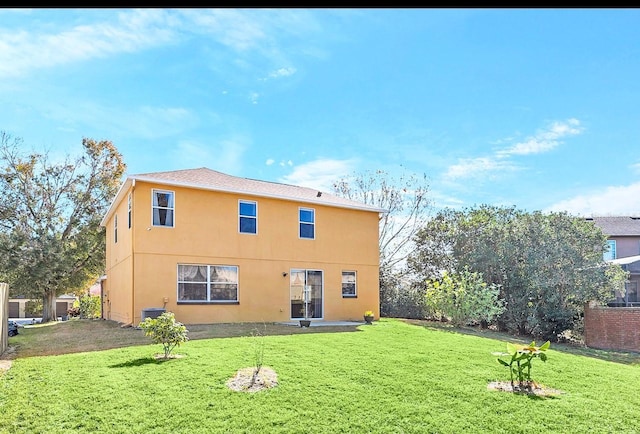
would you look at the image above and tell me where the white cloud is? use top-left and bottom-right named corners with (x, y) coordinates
top-left (265, 158), bottom-right (275, 165)
top-left (445, 118), bottom-right (583, 181)
top-left (181, 8), bottom-right (268, 52)
top-left (444, 157), bottom-right (516, 180)
top-left (631, 162), bottom-right (640, 174)
top-left (500, 118), bottom-right (583, 156)
top-left (0, 9), bottom-right (318, 79)
top-left (260, 67), bottom-right (297, 81)
top-left (546, 182), bottom-right (640, 216)
top-left (0, 9), bottom-right (177, 78)
top-left (280, 158), bottom-right (357, 191)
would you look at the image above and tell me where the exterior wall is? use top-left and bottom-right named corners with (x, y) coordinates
top-left (610, 236), bottom-right (640, 258)
top-left (584, 302), bottom-right (640, 352)
top-left (104, 185), bottom-right (135, 324)
top-left (105, 181), bottom-right (380, 325)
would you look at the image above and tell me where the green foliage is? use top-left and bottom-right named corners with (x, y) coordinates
top-left (425, 268), bottom-right (504, 326)
top-left (138, 312), bottom-right (189, 359)
top-left (25, 299), bottom-right (43, 317)
top-left (0, 132), bottom-right (126, 322)
top-left (494, 340), bottom-right (550, 390)
top-left (78, 294), bottom-right (101, 319)
top-left (410, 205), bottom-right (622, 341)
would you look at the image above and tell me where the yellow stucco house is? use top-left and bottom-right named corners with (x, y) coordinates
top-left (100, 168), bottom-right (383, 326)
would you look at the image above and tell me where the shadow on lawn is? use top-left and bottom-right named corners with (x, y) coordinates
top-left (402, 318), bottom-right (640, 366)
top-left (109, 357), bottom-right (163, 368)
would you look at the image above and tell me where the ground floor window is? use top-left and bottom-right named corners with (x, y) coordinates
top-left (342, 271), bottom-right (356, 297)
top-left (177, 264), bottom-right (238, 303)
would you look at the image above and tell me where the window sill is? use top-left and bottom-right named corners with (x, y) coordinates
top-left (342, 295), bottom-right (357, 298)
top-left (177, 301), bottom-right (239, 305)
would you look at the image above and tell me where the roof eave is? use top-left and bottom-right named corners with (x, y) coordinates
top-left (127, 175), bottom-right (387, 214)
top-left (100, 177), bottom-right (132, 227)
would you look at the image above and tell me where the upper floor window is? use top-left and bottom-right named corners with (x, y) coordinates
top-left (152, 189), bottom-right (174, 227)
top-left (604, 239), bottom-right (616, 261)
top-left (299, 207), bottom-right (315, 239)
top-left (114, 214), bottom-right (118, 243)
top-left (239, 200), bottom-right (257, 234)
top-left (342, 271), bottom-right (356, 297)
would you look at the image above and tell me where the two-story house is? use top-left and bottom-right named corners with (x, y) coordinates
top-left (587, 216), bottom-right (640, 306)
top-left (100, 168), bottom-right (384, 326)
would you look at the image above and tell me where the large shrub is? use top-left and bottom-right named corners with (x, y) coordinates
top-left (425, 268), bottom-right (504, 327)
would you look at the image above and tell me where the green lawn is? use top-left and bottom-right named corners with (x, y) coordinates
top-left (1, 318), bottom-right (639, 433)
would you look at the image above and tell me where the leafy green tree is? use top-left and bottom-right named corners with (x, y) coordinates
top-left (139, 312), bottom-right (189, 359)
top-left (410, 205), bottom-right (627, 341)
top-left (333, 169), bottom-right (432, 317)
top-left (424, 267), bottom-right (504, 327)
top-left (0, 132), bottom-right (125, 322)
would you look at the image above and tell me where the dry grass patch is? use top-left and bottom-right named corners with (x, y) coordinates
top-left (3, 318), bottom-right (360, 359)
top-left (226, 367), bottom-right (279, 393)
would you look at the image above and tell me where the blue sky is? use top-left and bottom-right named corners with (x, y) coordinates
top-left (2, 8), bottom-right (640, 216)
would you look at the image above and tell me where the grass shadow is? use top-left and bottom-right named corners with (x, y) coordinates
top-left (402, 318), bottom-right (640, 366)
top-left (109, 357), bottom-right (162, 368)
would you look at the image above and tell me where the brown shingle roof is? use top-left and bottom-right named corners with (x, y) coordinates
top-left (132, 167), bottom-right (385, 212)
top-left (586, 216), bottom-right (640, 236)
top-left (102, 167), bottom-right (385, 227)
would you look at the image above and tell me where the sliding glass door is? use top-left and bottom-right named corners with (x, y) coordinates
top-left (290, 269), bottom-right (323, 319)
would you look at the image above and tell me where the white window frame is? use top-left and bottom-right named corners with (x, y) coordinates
top-left (152, 189), bottom-right (175, 228)
top-left (342, 271), bottom-right (357, 298)
top-left (238, 200), bottom-right (258, 234)
top-left (299, 207), bottom-right (315, 240)
top-left (604, 239), bottom-right (616, 261)
top-left (177, 264), bottom-right (239, 303)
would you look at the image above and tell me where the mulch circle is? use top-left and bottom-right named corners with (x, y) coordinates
top-left (227, 367), bottom-right (279, 393)
top-left (487, 381), bottom-right (564, 397)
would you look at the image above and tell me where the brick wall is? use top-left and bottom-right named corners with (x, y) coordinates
top-left (584, 301), bottom-right (640, 352)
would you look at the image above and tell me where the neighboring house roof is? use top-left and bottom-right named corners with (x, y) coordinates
top-left (608, 255), bottom-right (640, 265)
top-left (101, 167), bottom-right (386, 226)
top-left (586, 216), bottom-right (640, 236)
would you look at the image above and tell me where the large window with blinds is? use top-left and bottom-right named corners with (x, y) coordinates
top-left (177, 264), bottom-right (238, 303)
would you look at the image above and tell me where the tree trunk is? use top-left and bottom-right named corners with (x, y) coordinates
top-left (41, 290), bottom-right (57, 323)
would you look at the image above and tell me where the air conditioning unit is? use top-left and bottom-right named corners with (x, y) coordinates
top-left (141, 308), bottom-right (166, 321)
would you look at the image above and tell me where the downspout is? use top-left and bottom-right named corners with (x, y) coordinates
top-left (130, 179), bottom-right (136, 327)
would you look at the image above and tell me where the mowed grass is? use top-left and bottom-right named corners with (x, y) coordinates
top-left (1, 319), bottom-right (640, 433)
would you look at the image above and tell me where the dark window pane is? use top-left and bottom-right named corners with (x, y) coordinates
top-left (342, 283), bottom-right (356, 296)
top-left (210, 283), bottom-right (238, 301)
top-left (240, 217), bottom-right (256, 233)
top-left (178, 282), bottom-right (207, 301)
top-left (300, 223), bottom-right (314, 239)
